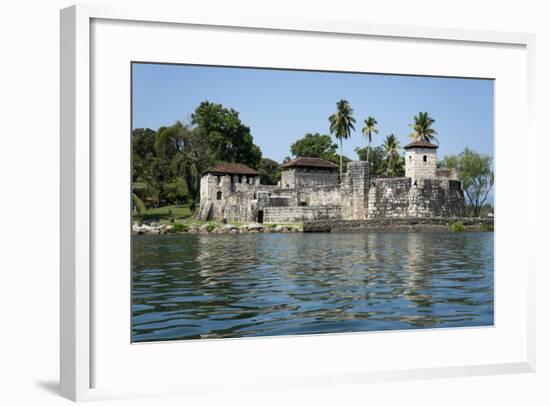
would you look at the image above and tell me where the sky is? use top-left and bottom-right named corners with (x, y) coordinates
top-left (132, 63), bottom-right (494, 163)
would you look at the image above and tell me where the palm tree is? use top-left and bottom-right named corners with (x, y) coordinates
top-left (329, 99), bottom-right (356, 178)
top-left (409, 111), bottom-right (438, 144)
top-left (383, 134), bottom-right (401, 176)
top-left (361, 116), bottom-right (379, 170)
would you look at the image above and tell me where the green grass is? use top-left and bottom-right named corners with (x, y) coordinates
top-left (134, 205), bottom-right (191, 222)
top-left (481, 223), bottom-right (494, 232)
top-left (451, 222), bottom-right (465, 232)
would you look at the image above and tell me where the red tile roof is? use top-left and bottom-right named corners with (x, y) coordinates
top-left (281, 157), bottom-right (339, 169)
top-left (403, 141), bottom-right (439, 150)
top-left (204, 163), bottom-right (258, 175)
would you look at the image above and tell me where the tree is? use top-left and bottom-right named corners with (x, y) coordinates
top-left (191, 101), bottom-right (262, 169)
top-left (355, 146), bottom-right (386, 175)
top-left (440, 148), bottom-right (494, 217)
top-left (409, 111), bottom-right (438, 144)
top-left (154, 121), bottom-right (190, 159)
top-left (290, 132), bottom-right (339, 162)
top-left (361, 116), bottom-right (379, 169)
top-left (257, 158), bottom-right (281, 185)
top-left (382, 134), bottom-right (402, 176)
top-left (329, 99), bottom-right (356, 178)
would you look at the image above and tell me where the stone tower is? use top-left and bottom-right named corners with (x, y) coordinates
top-left (404, 141), bottom-right (439, 185)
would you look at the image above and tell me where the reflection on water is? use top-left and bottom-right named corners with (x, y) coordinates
top-left (132, 232), bottom-right (493, 342)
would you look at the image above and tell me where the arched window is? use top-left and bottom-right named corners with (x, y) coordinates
top-left (216, 191), bottom-right (222, 200)
top-left (423, 155), bottom-right (427, 162)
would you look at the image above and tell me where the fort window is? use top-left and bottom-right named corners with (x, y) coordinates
top-left (298, 201), bottom-right (307, 207)
top-left (253, 192), bottom-right (257, 199)
top-left (238, 176), bottom-right (242, 183)
top-left (216, 191), bottom-right (222, 200)
top-left (423, 155), bottom-right (427, 162)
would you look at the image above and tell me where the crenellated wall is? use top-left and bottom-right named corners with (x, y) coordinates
top-left (367, 177), bottom-right (466, 218)
top-left (199, 158), bottom-right (466, 223)
top-left (281, 167), bottom-right (339, 189)
top-left (263, 206), bottom-right (341, 223)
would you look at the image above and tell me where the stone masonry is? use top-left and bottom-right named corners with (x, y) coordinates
top-left (198, 142), bottom-right (466, 223)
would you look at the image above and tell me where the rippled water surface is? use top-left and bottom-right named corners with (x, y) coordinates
top-left (132, 232), bottom-right (493, 342)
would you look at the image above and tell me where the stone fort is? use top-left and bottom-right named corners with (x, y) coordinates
top-left (198, 141), bottom-right (466, 223)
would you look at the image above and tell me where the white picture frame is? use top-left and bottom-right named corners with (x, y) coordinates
top-left (60, 3), bottom-right (537, 402)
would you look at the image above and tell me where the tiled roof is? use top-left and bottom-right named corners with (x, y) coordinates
top-left (281, 156), bottom-right (339, 169)
top-left (204, 163), bottom-right (258, 175)
top-left (403, 141), bottom-right (439, 149)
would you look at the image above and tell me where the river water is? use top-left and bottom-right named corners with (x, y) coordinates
top-left (132, 232), bottom-right (493, 342)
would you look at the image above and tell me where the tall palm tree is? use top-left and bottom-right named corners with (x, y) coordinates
top-left (383, 134), bottom-right (401, 176)
top-left (329, 99), bottom-right (356, 178)
top-left (361, 116), bottom-right (379, 170)
top-left (409, 111), bottom-right (438, 144)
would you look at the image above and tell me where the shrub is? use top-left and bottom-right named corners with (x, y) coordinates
top-left (451, 222), bottom-right (465, 232)
top-left (267, 223), bottom-right (277, 229)
top-left (481, 223), bottom-right (494, 232)
top-left (205, 222), bottom-right (217, 233)
top-left (172, 222), bottom-right (189, 233)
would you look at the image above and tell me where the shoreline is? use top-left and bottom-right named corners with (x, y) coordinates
top-left (133, 217), bottom-right (493, 235)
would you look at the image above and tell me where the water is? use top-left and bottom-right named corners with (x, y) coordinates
top-left (132, 232), bottom-right (494, 342)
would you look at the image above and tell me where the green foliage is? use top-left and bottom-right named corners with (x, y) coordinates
top-left (361, 116), bottom-right (379, 167)
top-left (191, 101), bottom-right (262, 169)
top-left (289, 132), bottom-right (351, 171)
top-left (162, 177), bottom-right (188, 204)
top-left (257, 158), bottom-right (281, 185)
top-left (205, 222), bottom-right (217, 233)
top-left (329, 99), bottom-right (356, 177)
top-left (440, 148), bottom-right (494, 217)
top-left (451, 222), bottom-right (465, 232)
top-left (382, 134), bottom-right (403, 176)
top-left (290, 133), bottom-right (338, 159)
top-left (356, 146), bottom-right (386, 175)
top-left (171, 222), bottom-right (189, 233)
top-left (266, 223), bottom-right (278, 228)
top-left (132, 101), bottom-right (264, 209)
top-left (136, 205), bottom-right (191, 222)
top-left (409, 111), bottom-right (438, 144)
top-left (481, 223), bottom-right (494, 232)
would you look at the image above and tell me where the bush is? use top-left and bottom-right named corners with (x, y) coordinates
top-left (451, 222), bottom-right (465, 232)
top-left (266, 223), bottom-right (277, 229)
top-left (171, 222), bottom-right (189, 233)
top-left (205, 222), bottom-right (217, 233)
top-left (481, 223), bottom-right (494, 232)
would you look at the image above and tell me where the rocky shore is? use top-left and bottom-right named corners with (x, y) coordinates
top-left (132, 222), bottom-right (302, 236)
top-left (133, 216), bottom-right (494, 236)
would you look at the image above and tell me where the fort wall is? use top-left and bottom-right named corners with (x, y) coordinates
top-left (263, 206), bottom-right (341, 223)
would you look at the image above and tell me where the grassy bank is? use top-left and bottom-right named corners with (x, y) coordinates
top-left (134, 205), bottom-right (192, 222)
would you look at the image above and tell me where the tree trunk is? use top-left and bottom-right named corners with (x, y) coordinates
top-left (340, 138), bottom-right (343, 180)
top-left (366, 139), bottom-right (370, 170)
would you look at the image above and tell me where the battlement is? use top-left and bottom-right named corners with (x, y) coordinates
top-left (198, 152), bottom-right (465, 223)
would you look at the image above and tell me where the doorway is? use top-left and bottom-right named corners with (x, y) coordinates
top-left (257, 210), bottom-right (264, 223)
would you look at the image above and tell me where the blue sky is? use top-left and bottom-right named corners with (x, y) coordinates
top-left (132, 63), bottom-right (494, 163)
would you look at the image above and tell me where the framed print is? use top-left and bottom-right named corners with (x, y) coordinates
top-left (60, 4), bottom-right (536, 402)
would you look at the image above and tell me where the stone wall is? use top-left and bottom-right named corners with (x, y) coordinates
top-left (296, 185), bottom-right (341, 206)
top-left (340, 161), bottom-right (370, 220)
top-left (263, 206), bottom-right (341, 223)
top-left (303, 217), bottom-right (493, 232)
top-left (367, 177), bottom-right (466, 218)
top-left (405, 148), bottom-right (437, 181)
top-left (367, 177), bottom-right (412, 218)
top-left (199, 158), bottom-right (466, 223)
top-left (281, 167), bottom-right (339, 189)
